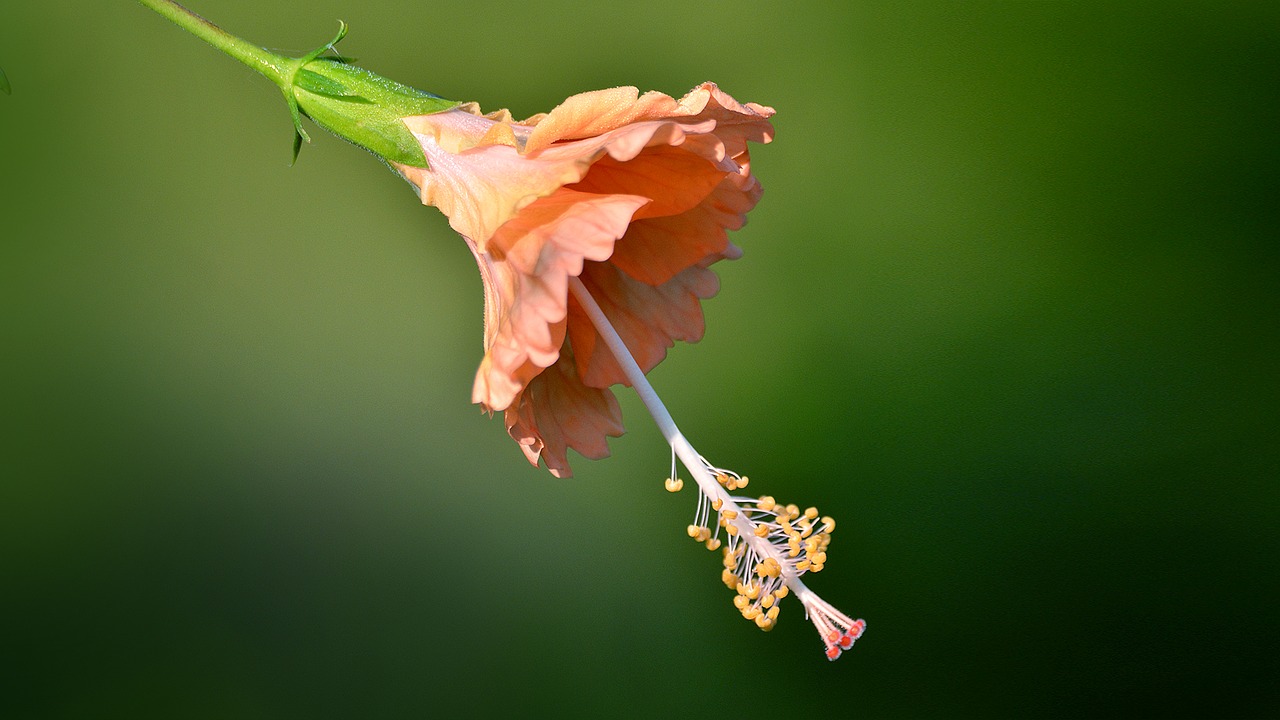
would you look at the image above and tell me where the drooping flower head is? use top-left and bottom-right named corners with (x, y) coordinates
top-left (137, 1), bottom-right (866, 660)
top-left (393, 83), bottom-right (773, 477)
top-left (393, 86), bottom-right (864, 658)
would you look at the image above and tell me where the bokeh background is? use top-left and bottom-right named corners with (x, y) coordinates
top-left (2, 1), bottom-right (1276, 717)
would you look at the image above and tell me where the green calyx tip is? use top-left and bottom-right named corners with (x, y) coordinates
top-left (283, 21), bottom-right (458, 167)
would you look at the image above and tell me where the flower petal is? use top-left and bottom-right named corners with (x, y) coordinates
top-left (396, 132), bottom-right (594, 248)
top-left (568, 142), bottom-right (728, 221)
top-left (398, 113), bottom-right (726, 246)
top-left (568, 259), bottom-right (724, 390)
top-left (607, 158), bottom-right (762, 287)
top-left (503, 343), bottom-right (625, 478)
top-left (401, 107), bottom-right (533, 154)
top-left (470, 189), bottom-right (651, 412)
top-left (524, 82), bottom-right (776, 155)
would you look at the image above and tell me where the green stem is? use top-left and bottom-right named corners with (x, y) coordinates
top-left (137, 0), bottom-right (291, 88)
top-left (135, 0), bottom-right (458, 167)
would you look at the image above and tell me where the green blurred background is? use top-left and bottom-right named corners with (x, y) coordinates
top-left (2, 1), bottom-right (1276, 717)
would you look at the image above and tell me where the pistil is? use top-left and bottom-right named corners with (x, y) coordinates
top-left (568, 277), bottom-right (866, 657)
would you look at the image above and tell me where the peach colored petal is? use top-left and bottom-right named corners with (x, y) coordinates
top-left (524, 82), bottom-right (775, 154)
top-left (469, 189), bottom-right (651, 412)
top-left (401, 107), bottom-right (533, 153)
top-left (671, 83), bottom-right (777, 158)
top-left (523, 86), bottom-right (680, 152)
top-left (504, 344), bottom-right (624, 478)
top-left (607, 159), bottom-right (762, 286)
top-left (568, 259), bottom-right (723, 390)
top-left (567, 142), bottom-right (727, 221)
top-left (397, 114), bottom-right (726, 247)
top-left (396, 135), bottom-right (591, 248)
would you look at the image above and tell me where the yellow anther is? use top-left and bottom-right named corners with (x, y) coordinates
top-left (788, 546), bottom-right (801, 558)
top-left (724, 555), bottom-right (737, 570)
top-left (804, 506), bottom-right (819, 520)
top-left (779, 518), bottom-right (793, 534)
top-left (715, 473), bottom-right (729, 486)
top-left (799, 524), bottom-right (814, 539)
top-left (805, 538), bottom-right (821, 554)
top-left (733, 594), bottom-right (750, 610)
top-left (766, 606), bottom-right (780, 621)
top-left (722, 510), bottom-right (738, 520)
top-left (786, 504), bottom-right (800, 518)
top-left (744, 583), bottom-right (760, 600)
top-left (774, 585), bottom-right (789, 600)
top-left (711, 498), bottom-right (723, 511)
top-left (726, 524), bottom-right (739, 536)
top-left (821, 516), bottom-right (836, 532)
top-left (736, 582), bottom-right (748, 596)
top-left (738, 476), bottom-right (749, 488)
top-left (687, 524), bottom-right (701, 538)
top-left (753, 524), bottom-right (770, 538)
top-left (706, 537), bottom-right (722, 551)
top-left (722, 569), bottom-right (738, 588)
top-left (761, 593), bottom-right (776, 609)
top-left (743, 606), bottom-right (761, 620)
top-left (725, 478), bottom-right (739, 491)
top-left (754, 613), bottom-right (771, 629)
top-left (796, 560), bottom-right (811, 572)
top-left (757, 496), bottom-right (776, 511)
top-left (811, 551), bottom-right (828, 565)
top-left (809, 563), bottom-right (824, 573)
top-left (759, 618), bottom-right (776, 632)
top-left (664, 477), bottom-right (683, 492)
top-left (696, 527), bottom-right (712, 543)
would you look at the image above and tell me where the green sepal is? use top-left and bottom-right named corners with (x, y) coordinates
top-left (295, 68), bottom-right (369, 100)
top-left (267, 21), bottom-right (459, 167)
top-left (291, 58), bottom-right (459, 168)
top-left (283, 85), bottom-right (311, 166)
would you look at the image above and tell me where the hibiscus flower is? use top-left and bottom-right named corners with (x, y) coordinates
top-left (394, 83), bottom-right (773, 477)
top-left (137, 0), bottom-right (868, 658)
